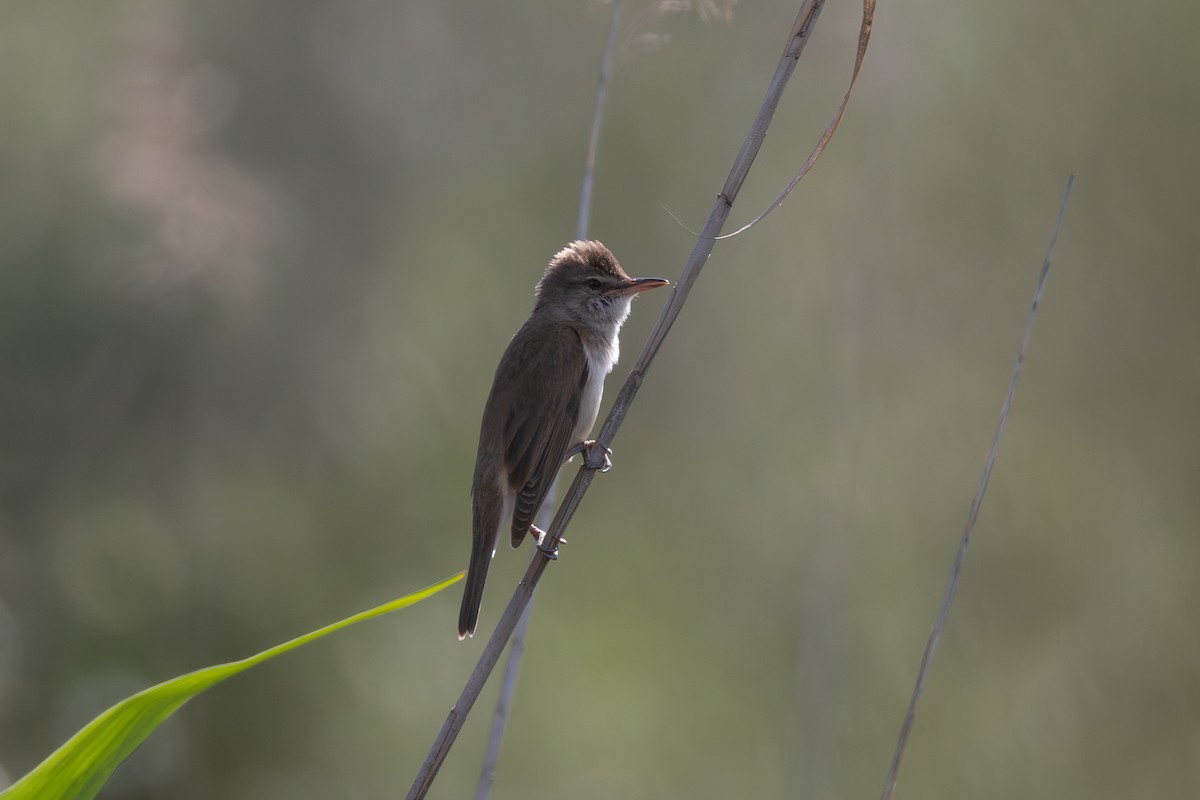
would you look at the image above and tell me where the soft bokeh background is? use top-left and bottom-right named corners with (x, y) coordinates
top-left (1, 0), bottom-right (1198, 797)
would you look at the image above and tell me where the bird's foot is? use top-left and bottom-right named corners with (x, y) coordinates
top-left (531, 525), bottom-right (564, 560)
top-left (580, 440), bottom-right (613, 473)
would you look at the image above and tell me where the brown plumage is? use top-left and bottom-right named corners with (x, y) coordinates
top-left (458, 241), bottom-right (667, 638)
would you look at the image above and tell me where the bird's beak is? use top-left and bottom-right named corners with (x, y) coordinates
top-left (613, 277), bottom-right (669, 297)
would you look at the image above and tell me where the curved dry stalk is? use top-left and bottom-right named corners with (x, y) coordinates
top-left (406, 3), bottom-right (832, 797)
top-left (717, 0), bottom-right (874, 240)
top-left (880, 175), bottom-right (1076, 800)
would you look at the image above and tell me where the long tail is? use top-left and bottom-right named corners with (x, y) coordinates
top-left (457, 528), bottom-right (493, 639)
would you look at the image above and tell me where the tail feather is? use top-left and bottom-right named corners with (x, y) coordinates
top-left (457, 531), bottom-right (493, 639)
top-left (462, 465), bottom-right (510, 638)
top-left (460, 476), bottom-right (506, 639)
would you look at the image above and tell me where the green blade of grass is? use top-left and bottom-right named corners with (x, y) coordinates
top-left (1, 572), bottom-right (463, 800)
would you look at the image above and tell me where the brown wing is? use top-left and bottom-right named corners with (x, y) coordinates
top-left (499, 324), bottom-right (588, 547)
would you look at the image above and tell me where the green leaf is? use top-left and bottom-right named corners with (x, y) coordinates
top-left (1, 572), bottom-right (463, 800)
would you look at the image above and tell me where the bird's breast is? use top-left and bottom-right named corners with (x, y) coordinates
top-left (576, 334), bottom-right (618, 441)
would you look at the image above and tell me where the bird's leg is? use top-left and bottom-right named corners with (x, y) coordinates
top-left (565, 439), bottom-right (613, 473)
top-left (531, 525), bottom-right (560, 560)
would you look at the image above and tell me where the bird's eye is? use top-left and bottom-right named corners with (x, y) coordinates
top-left (585, 278), bottom-right (603, 291)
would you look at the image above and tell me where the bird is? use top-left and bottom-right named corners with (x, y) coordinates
top-left (458, 240), bottom-right (668, 638)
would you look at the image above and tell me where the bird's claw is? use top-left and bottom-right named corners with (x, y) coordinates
top-left (582, 440), bottom-right (613, 473)
top-left (530, 524), bottom-right (564, 559)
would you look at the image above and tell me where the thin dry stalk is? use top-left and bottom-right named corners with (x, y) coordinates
top-left (880, 175), bottom-right (1076, 800)
top-left (406, 3), bottom-right (831, 797)
top-left (472, 594), bottom-right (533, 800)
top-left (577, 0), bottom-right (624, 242)
top-left (473, 6), bottom-right (624, 797)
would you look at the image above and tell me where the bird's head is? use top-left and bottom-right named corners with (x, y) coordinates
top-left (534, 240), bottom-right (668, 330)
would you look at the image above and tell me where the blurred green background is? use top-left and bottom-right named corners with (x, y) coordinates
top-left (1, 0), bottom-right (1198, 798)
